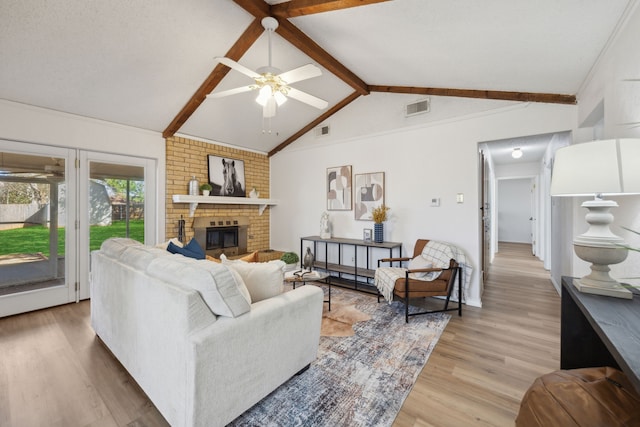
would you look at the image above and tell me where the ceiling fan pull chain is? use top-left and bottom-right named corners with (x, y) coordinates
top-left (267, 24), bottom-right (273, 68)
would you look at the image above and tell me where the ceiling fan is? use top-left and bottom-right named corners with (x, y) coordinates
top-left (207, 17), bottom-right (328, 121)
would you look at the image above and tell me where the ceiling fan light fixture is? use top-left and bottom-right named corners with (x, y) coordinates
top-left (512, 147), bottom-right (523, 159)
top-left (274, 91), bottom-right (287, 106)
top-left (256, 85), bottom-right (272, 106)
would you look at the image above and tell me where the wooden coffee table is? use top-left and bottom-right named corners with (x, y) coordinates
top-left (285, 271), bottom-right (331, 311)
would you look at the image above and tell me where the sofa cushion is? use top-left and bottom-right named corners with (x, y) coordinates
top-left (147, 256), bottom-right (251, 317)
top-left (222, 256), bottom-right (285, 303)
top-left (100, 237), bottom-right (143, 258)
top-left (123, 245), bottom-right (171, 270)
top-left (168, 238), bottom-right (205, 260)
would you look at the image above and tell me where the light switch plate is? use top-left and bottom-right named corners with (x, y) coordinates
top-left (457, 193), bottom-right (464, 203)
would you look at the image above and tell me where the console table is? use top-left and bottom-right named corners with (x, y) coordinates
top-left (300, 236), bottom-right (402, 293)
top-left (561, 276), bottom-right (640, 393)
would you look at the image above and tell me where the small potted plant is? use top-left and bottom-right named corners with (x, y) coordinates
top-left (280, 252), bottom-right (299, 271)
top-left (371, 205), bottom-right (390, 243)
top-left (199, 183), bottom-right (212, 196)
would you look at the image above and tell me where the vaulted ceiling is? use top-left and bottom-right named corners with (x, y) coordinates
top-left (0, 0), bottom-right (633, 156)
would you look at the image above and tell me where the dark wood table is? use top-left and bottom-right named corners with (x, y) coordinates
top-left (561, 276), bottom-right (640, 393)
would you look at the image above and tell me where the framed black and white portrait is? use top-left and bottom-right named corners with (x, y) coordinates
top-left (207, 155), bottom-right (246, 197)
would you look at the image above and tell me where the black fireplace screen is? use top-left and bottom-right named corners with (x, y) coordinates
top-left (206, 227), bottom-right (238, 250)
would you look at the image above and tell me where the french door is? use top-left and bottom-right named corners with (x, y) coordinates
top-left (0, 141), bottom-right (77, 317)
top-left (78, 151), bottom-right (156, 300)
top-left (0, 141), bottom-right (156, 316)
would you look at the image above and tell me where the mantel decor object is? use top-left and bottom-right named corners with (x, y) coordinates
top-left (550, 138), bottom-right (640, 299)
top-left (188, 175), bottom-right (199, 196)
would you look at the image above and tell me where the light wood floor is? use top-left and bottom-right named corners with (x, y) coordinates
top-left (0, 242), bottom-right (559, 426)
top-left (395, 242), bottom-right (560, 427)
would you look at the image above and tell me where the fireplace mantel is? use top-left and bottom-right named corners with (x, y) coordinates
top-left (172, 194), bottom-right (278, 217)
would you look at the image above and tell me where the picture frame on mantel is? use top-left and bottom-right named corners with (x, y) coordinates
top-left (207, 155), bottom-right (246, 198)
top-left (354, 172), bottom-right (385, 221)
top-left (327, 165), bottom-right (352, 210)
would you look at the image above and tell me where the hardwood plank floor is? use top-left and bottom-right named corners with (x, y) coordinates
top-left (395, 242), bottom-right (560, 427)
top-left (0, 242), bottom-right (559, 426)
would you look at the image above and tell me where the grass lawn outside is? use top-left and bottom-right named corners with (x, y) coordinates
top-left (0, 220), bottom-right (144, 257)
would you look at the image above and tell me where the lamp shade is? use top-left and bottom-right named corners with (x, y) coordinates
top-left (620, 138), bottom-right (640, 193)
top-left (550, 139), bottom-right (640, 197)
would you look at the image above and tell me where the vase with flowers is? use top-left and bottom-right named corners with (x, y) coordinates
top-left (371, 204), bottom-right (390, 243)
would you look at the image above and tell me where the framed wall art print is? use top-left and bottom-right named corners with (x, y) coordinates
top-left (327, 165), bottom-right (352, 210)
top-left (354, 172), bottom-right (385, 220)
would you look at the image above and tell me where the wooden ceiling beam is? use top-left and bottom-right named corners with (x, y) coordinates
top-left (269, 91), bottom-right (361, 157)
top-left (276, 19), bottom-right (369, 96)
top-left (162, 18), bottom-right (264, 138)
top-left (232, 0), bottom-right (270, 18)
top-left (368, 85), bottom-right (577, 105)
top-left (271, 0), bottom-right (390, 18)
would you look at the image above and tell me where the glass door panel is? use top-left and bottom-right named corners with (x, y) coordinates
top-left (0, 142), bottom-right (76, 317)
top-left (79, 152), bottom-right (156, 300)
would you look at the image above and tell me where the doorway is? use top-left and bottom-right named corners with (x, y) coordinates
top-left (0, 141), bottom-right (156, 316)
top-left (497, 177), bottom-right (534, 252)
top-left (478, 131), bottom-right (571, 289)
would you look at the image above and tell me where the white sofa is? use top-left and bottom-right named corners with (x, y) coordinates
top-left (90, 238), bottom-right (324, 427)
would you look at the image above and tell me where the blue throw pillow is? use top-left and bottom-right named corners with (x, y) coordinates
top-left (184, 238), bottom-right (206, 259)
top-left (167, 239), bottom-right (205, 260)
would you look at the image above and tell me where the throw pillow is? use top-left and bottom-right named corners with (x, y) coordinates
top-left (205, 251), bottom-right (257, 263)
top-left (222, 256), bottom-right (285, 303)
top-left (240, 251), bottom-right (259, 262)
top-left (167, 238), bottom-right (205, 260)
top-left (407, 255), bottom-right (433, 279)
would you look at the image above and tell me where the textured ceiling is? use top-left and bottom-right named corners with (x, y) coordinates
top-left (0, 0), bottom-right (633, 154)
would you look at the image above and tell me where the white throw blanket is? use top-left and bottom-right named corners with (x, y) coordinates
top-left (374, 240), bottom-right (472, 303)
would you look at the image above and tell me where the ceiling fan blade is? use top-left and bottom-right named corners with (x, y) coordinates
top-left (207, 85), bottom-right (254, 98)
top-left (287, 87), bottom-right (329, 110)
top-left (215, 57), bottom-right (261, 79)
top-left (278, 64), bottom-right (322, 84)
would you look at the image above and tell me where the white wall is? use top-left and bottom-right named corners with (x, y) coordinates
top-left (0, 100), bottom-right (166, 242)
top-left (271, 97), bottom-right (576, 307)
top-left (568, 2), bottom-right (640, 286)
top-left (497, 178), bottom-right (532, 244)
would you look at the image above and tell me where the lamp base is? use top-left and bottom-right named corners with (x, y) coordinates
top-left (571, 200), bottom-right (632, 300)
top-left (574, 278), bottom-right (633, 299)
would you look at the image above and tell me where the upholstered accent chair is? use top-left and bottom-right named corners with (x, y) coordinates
top-left (375, 239), bottom-right (462, 322)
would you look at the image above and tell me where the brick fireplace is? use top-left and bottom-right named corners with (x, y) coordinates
top-left (165, 136), bottom-right (270, 253)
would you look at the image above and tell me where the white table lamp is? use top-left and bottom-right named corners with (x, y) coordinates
top-left (550, 139), bottom-right (640, 299)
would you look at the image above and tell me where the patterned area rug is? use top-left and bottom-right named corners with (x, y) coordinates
top-left (228, 284), bottom-right (450, 427)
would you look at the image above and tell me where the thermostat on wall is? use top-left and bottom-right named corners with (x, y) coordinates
top-left (430, 197), bottom-right (440, 207)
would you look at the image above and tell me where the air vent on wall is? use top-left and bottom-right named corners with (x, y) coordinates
top-left (405, 98), bottom-right (430, 117)
top-left (315, 124), bottom-right (330, 137)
